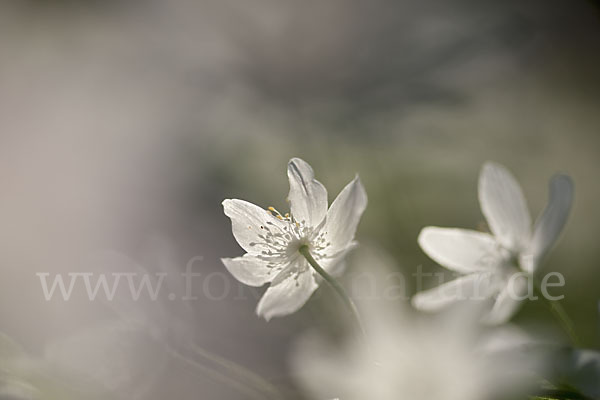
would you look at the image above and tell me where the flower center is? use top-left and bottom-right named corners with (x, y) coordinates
top-left (247, 207), bottom-right (331, 276)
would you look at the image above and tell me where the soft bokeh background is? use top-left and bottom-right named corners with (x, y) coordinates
top-left (1, 0), bottom-right (599, 398)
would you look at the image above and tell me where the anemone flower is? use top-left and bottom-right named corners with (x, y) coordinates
top-left (413, 162), bottom-right (573, 324)
top-left (222, 157), bottom-right (367, 321)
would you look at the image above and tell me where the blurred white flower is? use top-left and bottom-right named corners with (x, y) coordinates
top-left (222, 157), bottom-right (367, 321)
top-left (413, 161), bottom-right (573, 324)
top-left (290, 260), bottom-right (540, 400)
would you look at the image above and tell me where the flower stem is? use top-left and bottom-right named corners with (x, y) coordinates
top-left (534, 283), bottom-right (581, 347)
top-left (546, 299), bottom-right (581, 347)
top-left (299, 245), bottom-right (368, 345)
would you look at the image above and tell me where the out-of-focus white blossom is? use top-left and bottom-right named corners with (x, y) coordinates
top-left (413, 162), bottom-right (573, 324)
top-left (291, 254), bottom-right (541, 400)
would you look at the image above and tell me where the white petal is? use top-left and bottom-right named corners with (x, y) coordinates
top-left (222, 199), bottom-right (287, 254)
top-left (323, 175), bottom-right (367, 251)
top-left (412, 274), bottom-right (492, 311)
top-left (418, 227), bottom-right (502, 274)
top-left (478, 162), bottom-right (532, 252)
top-left (221, 255), bottom-right (276, 287)
top-left (483, 275), bottom-right (527, 325)
top-left (256, 262), bottom-right (318, 321)
top-left (287, 158), bottom-right (328, 227)
top-left (520, 174), bottom-right (573, 273)
top-left (318, 242), bottom-right (357, 276)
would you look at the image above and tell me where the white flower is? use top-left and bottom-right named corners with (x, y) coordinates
top-left (290, 253), bottom-right (540, 400)
top-left (222, 157), bottom-right (367, 321)
top-left (413, 162), bottom-right (574, 324)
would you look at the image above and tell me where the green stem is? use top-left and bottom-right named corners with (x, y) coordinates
top-left (546, 299), bottom-right (581, 347)
top-left (299, 245), bottom-right (368, 346)
top-left (534, 283), bottom-right (581, 347)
